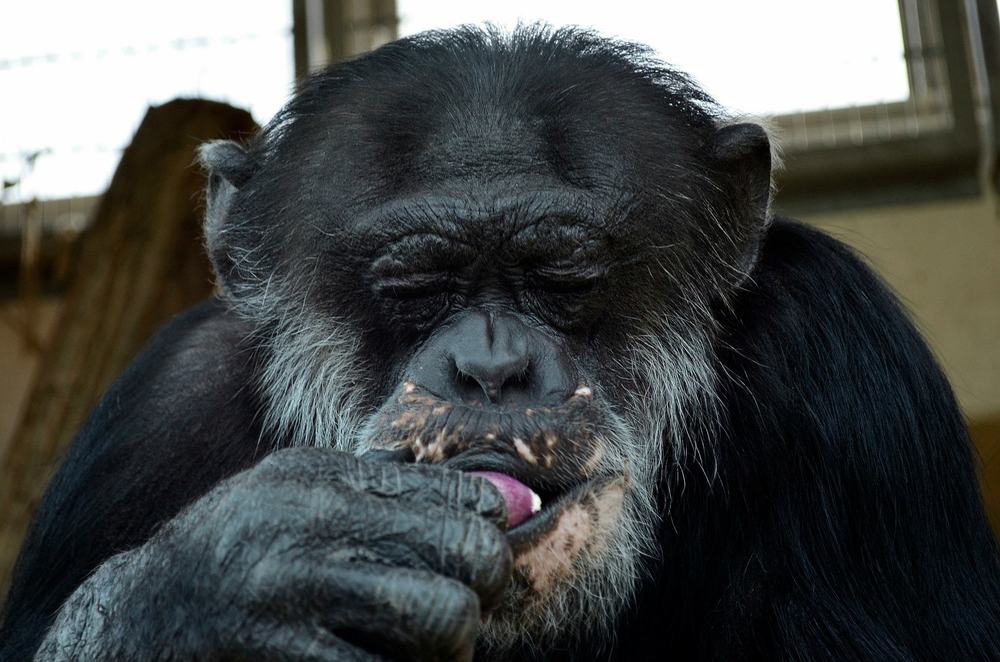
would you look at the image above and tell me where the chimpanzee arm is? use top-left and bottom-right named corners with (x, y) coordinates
top-left (1, 298), bottom-right (511, 662)
top-left (666, 220), bottom-right (1000, 661)
top-left (0, 299), bottom-right (267, 660)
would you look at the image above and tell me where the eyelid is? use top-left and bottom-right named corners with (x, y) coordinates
top-left (370, 254), bottom-right (409, 278)
top-left (372, 274), bottom-right (451, 299)
top-left (535, 264), bottom-right (601, 276)
top-left (532, 263), bottom-right (606, 283)
top-left (370, 239), bottom-right (474, 279)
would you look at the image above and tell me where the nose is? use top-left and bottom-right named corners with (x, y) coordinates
top-left (408, 310), bottom-right (575, 407)
top-left (451, 315), bottom-right (531, 404)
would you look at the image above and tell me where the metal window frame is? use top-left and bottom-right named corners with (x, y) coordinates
top-left (773, 0), bottom-right (995, 216)
top-left (289, 0), bottom-right (999, 216)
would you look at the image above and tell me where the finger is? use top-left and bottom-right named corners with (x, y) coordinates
top-left (259, 562), bottom-right (480, 662)
top-left (383, 497), bottom-right (512, 610)
top-left (255, 448), bottom-right (508, 530)
top-left (349, 463), bottom-right (509, 532)
top-left (289, 487), bottom-right (512, 610)
top-left (226, 618), bottom-right (388, 662)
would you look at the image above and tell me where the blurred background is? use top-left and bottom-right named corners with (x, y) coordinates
top-left (1, 0), bottom-right (998, 590)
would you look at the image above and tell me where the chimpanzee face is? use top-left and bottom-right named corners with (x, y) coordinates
top-left (202, 27), bottom-right (770, 650)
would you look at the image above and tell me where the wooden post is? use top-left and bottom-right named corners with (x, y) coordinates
top-left (0, 99), bottom-right (258, 594)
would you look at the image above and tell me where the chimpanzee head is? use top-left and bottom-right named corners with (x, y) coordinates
top-left (199, 25), bottom-right (772, 653)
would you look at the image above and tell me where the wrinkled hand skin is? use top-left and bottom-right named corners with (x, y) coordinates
top-left (34, 449), bottom-right (512, 661)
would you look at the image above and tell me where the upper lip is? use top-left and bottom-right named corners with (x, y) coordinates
top-left (443, 449), bottom-right (575, 504)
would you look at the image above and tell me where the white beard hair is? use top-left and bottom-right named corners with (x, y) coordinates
top-left (228, 276), bottom-right (719, 655)
top-left (225, 279), bottom-right (371, 451)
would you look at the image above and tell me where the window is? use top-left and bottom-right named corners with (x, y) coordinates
top-left (397, 0), bottom-right (909, 116)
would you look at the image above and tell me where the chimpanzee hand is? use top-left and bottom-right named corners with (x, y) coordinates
top-left (34, 448), bottom-right (512, 661)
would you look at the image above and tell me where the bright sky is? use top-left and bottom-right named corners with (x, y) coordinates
top-left (0, 1), bottom-right (295, 203)
top-left (1, 1), bottom-right (907, 203)
top-left (398, 0), bottom-right (908, 116)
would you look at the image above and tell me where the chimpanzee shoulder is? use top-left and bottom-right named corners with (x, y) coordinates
top-left (637, 218), bottom-right (1000, 661)
top-left (0, 299), bottom-right (267, 660)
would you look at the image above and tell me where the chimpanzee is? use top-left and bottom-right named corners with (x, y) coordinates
top-left (2, 25), bottom-right (998, 662)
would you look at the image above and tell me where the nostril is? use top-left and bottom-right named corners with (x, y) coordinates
top-left (505, 362), bottom-right (530, 389)
top-left (451, 355), bottom-right (531, 405)
top-left (451, 360), bottom-right (484, 401)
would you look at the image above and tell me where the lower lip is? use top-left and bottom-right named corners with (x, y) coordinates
top-left (505, 478), bottom-right (605, 551)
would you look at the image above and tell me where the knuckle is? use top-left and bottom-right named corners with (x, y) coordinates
top-left (469, 514), bottom-right (509, 559)
top-left (439, 472), bottom-right (507, 524)
top-left (253, 448), bottom-right (354, 485)
top-left (251, 450), bottom-right (293, 480)
top-left (213, 482), bottom-right (268, 523)
top-left (468, 518), bottom-right (513, 591)
top-left (355, 458), bottom-right (402, 493)
top-left (471, 478), bottom-right (507, 521)
top-left (428, 513), bottom-right (511, 599)
top-left (254, 447), bottom-right (314, 474)
top-left (417, 577), bottom-right (480, 645)
top-left (393, 460), bottom-right (446, 490)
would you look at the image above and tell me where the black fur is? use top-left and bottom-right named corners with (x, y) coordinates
top-left (0, 301), bottom-right (266, 660)
top-left (1, 25), bottom-right (998, 661)
top-left (607, 220), bottom-right (1000, 661)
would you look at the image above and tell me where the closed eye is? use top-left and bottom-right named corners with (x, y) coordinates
top-left (372, 274), bottom-right (451, 300)
top-left (530, 266), bottom-right (605, 294)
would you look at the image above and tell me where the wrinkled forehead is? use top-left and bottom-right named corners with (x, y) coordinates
top-left (342, 91), bottom-right (641, 192)
top-left (349, 181), bottom-right (633, 239)
top-left (256, 49), bottom-right (713, 235)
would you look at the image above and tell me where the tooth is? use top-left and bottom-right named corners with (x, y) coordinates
top-left (531, 490), bottom-right (542, 514)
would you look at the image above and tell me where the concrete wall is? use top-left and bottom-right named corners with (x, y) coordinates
top-left (805, 197), bottom-right (999, 425)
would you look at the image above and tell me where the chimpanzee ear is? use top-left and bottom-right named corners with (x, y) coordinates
top-left (197, 140), bottom-right (255, 284)
top-left (198, 139), bottom-right (254, 188)
top-left (711, 123), bottom-right (773, 282)
top-left (712, 122), bottom-right (772, 226)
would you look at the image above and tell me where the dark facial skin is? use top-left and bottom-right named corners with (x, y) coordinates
top-left (260, 62), bottom-right (759, 426)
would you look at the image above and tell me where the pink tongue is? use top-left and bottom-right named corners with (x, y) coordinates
top-left (469, 471), bottom-right (540, 528)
